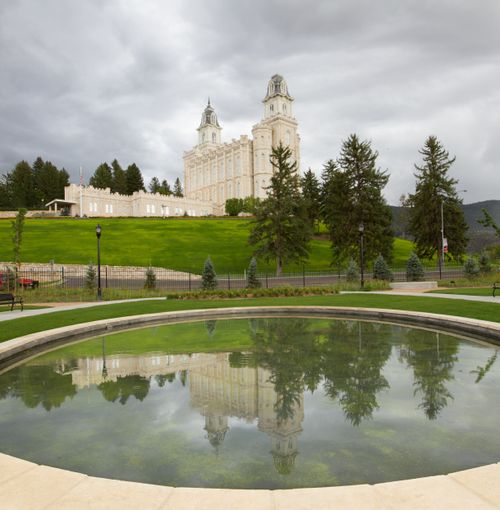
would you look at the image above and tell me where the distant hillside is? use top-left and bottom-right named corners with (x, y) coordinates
top-left (390, 200), bottom-right (500, 252)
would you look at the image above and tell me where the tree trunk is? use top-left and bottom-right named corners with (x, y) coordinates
top-left (276, 256), bottom-right (282, 277)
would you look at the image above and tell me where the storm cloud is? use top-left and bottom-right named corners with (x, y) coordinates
top-left (1, 0), bottom-right (499, 204)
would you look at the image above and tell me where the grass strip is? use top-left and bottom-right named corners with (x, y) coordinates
top-left (1, 293), bottom-right (500, 344)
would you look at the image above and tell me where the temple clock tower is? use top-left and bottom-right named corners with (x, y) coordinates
top-left (197, 99), bottom-right (222, 147)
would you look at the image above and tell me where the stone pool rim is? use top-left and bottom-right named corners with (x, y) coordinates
top-left (1, 306), bottom-right (500, 509)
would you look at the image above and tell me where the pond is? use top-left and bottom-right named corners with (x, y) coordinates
top-left (0, 317), bottom-right (499, 489)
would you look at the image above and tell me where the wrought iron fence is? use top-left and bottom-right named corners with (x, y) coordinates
top-left (0, 263), bottom-right (467, 292)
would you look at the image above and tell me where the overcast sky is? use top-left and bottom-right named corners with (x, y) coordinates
top-left (1, 0), bottom-right (499, 205)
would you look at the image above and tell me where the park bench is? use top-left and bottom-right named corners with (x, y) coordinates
top-left (0, 293), bottom-right (24, 311)
top-left (493, 282), bottom-right (499, 298)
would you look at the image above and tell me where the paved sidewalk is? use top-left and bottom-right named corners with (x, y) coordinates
top-left (345, 290), bottom-right (500, 304)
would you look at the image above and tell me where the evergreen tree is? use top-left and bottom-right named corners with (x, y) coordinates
top-left (373, 254), bottom-right (392, 281)
top-left (0, 174), bottom-right (12, 208)
top-left (34, 160), bottom-right (61, 206)
top-left (246, 257), bottom-right (261, 288)
top-left (149, 177), bottom-right (161, 194)
top-left (300, 168), bottom-right (321, 230)
top-left (111, 159), bottom-right (127, 194)
top-left (144, 266), bottom-right (157, 289)
top-left (345, 258), bottom-right (359, 282)
top-left (249, 143), bottom-right (312, 276)
top-left (322, 134), bottom-right (393, 267)
top-left (478, 208), bottom-right (500, 238)
top-left (12, 208), bottom-right (27, 267)
top-left (173, 177), bottom-right (183, 197)
top-left (478, 251), bottom-right (492, 274)
top-left (89, 163), bottom-right (113, 190)
top-left (9, 161), bottom-right (35, 208)
top-left (319, 159), bottom-right (339, 223)
top-left (408, 136), bottom-right (468, 274)
top-left (160, 179), bottom-right (172, 195)
top-left (126, 163), bottom-right (145, 194)
top-left (201, 256), bottom-right (217, 290)
top-left (58, 168), bottom-right (70, 195)
top-left (85, 262), bottom-right (96, 290)
top-left (406, 253), bottom-right (425, 282)
top-left (463, 257), bottom-right (479, 278)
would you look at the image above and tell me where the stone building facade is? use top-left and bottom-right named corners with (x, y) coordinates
top-left (183, 74), bottom-right (300, 209)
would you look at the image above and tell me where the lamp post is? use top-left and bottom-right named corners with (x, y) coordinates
top-left (96, 224), bottom-right (102, 300)
top-left (359, 222), bottom-right (365, 290)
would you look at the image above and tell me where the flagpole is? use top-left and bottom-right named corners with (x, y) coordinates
top-left (80, 166), bottom-right (83, 217)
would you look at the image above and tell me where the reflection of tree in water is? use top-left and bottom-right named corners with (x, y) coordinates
top-left (322, 321), bottom-right (392, 426)
top-left (155, 372), bottom-right (176, 387)
top-left (400, 330), bottom-right (458, 420)
top-left (471, 351), bottom-right (498, 383)
top-left (98, 375), bottom-right (151, 405)
top-left (205, 320), bottom-right (217, 338)
top-left (0, 364), bottom-right (77, 411)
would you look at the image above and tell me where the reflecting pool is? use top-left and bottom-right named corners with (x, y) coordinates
top-left (0, 317), bottom-right (499, 489)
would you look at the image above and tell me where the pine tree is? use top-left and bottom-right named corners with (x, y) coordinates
top-left (111, 159), bottom-right (127, 194)
top-left (406, 253), bottom-right (425, 282)
top-left (126, 163), bottom-right (145, 194)
top-left (478, 251), bottom-right (492, 274)
top-left (9, 161), bottom-right (35, 208)
top-left (149, 177), bottom-right (161, 194)
top-left (249, 143), bottom-right (312, 276)
top-left (11, 208), bottom-right (27, 267)
top-left (246, 257), bottom-right (261, 288)
top-left (345, 258), bottom-right (359, 282)
top-left (173, 177), bottom-right (183, 197)
top-left (160, 179), bottom-right (172, 195)
top-left (144, 266), bottom-right (157, 289)
top-left (89, 163), bottom-right (113, 189)
top-left (322, 135), bottom-right (393, 267)
top-left (300, 168), bottom-right (321, 230)
top-left (201, 256), bottom-right (217, 290)
top-left (34, 160), bottom-right (61, 206)
top-left (408, 136), bottom-right (468, 273)
top-left (464, 257), bottom-right (479, 278)
top-left (85, 262), bottom-right (96, 290)
top-left (373, 254), bottom-right (392, 281)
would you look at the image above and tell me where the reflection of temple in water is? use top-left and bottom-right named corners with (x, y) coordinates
top-left (58, 350), bottom-right (304, 474)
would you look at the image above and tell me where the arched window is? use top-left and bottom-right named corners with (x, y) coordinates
top-left (212, 132), bottom-right (216, 143)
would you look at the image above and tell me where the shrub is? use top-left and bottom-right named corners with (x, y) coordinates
top-left (85, 262), bottom-right (96, 290)
top-left (479, 251), bottom-right (492, 274)
top-left (0, 266), bottom-right (16, 291)
top-left (464, 257), bottom-right (480, 278)
top-left (406, 253), bottom-right (424, 281)
top-left (144, 266), bottom-right (157, 290)
top-left (225, 198), bottom-right (244, 216)
top-left (201, 256), bottom-right (218, 290)
top-left (373, 254), bottom-right (393, 281)
top-left (345, 258), bottom-right (359, 282)
top-left (246, 257), bottom-right (261, 288)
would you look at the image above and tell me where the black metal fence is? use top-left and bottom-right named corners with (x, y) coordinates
top-left (0, 264), bottom-right (467, 292)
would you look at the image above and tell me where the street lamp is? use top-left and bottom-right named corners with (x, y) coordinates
top-left (96, 224), bottom-right (102, 300)
top-left (358, 222), bottom-right (365, 290)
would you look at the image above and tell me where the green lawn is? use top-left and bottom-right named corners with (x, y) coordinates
top-left (1, 293), bottom-right (499, 344)
top-left (430, 287), bottom-right (497, 296)
top-left (0, 217), bottom-right (417, 273)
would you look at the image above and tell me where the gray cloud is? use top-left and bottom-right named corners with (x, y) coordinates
top-left (1, 0), bottom-right (498, 203)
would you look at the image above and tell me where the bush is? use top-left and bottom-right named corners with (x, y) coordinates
top-left (246, 257), bottom-right (261, 288)
top-left (373, 254), bottom-right (393, 281)
top-left (225, 198), bottom-right (244, 216)
top-left (479, 251), bottom-right (492, 274)
top-left (201, 256), bottom-right (218, 290)
top-left (0, 266), bottom-right (16, 291)
top-left (85, 262), bottom-right (96, 290)
top-left (464, 257), bottom-right (480, 278)
top-left (345, 258), bottom-right (359, 282)
top-left (406, 253), bottom-right (425, 281)
top-left (144, 266), bottom-right (157, 290)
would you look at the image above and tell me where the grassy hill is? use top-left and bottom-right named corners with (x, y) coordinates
top-left (0, 217), bottom-right (417, 273)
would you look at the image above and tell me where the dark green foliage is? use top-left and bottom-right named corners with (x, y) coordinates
top-left (406, 253), bottom-right (425, 282)
top-left (301, 168), bottom-right (321, 229)
top-left (160, 179), bottom-right (172, 196)
top-left (85, 262), bottom-right (96, 290)
top-left (463, 257), bottom-right (479, 278)
top-left (408, 136), bottom-right (468, 267)
top-left (144, 266), bottom-right (157, 289)
top-left (111, 159), bottom-right (127, 195)
top-left (249, 143), bottom-right (312, 275)
top-left (126, 163), bottom-right (145, 194)
top-left (9, 161), bottom-right (35, 208)
top-left (201, 256), bottom-right (217, 290)
top-left (246, 257), bottom-right (261, 288)
top-left (149, 177), bottom-right (161, 194)
top-left (89, 163), bottom-right (113, 190)
top-left (205, 320), bottom-right (217, 337)
top-left (479, 208), bottom-right (500, 237)
top-left (321, 135), bottom-right (393, 267)
top-left (33, 159), bottom-right (61, 205)
top-left (373, 254), bottom-right (392, 281)
top-left (173, 177), bottom-right (183, 197)
top-left (11, 208), bottom-right (27, 266)
top-left (346, 258), bottom-right (359, 282)
top-left (478, 251), bottom-right (492, 274)
top-left (225, 198), bottom-right (244, 216)
top-left (0, 266), bottom-right (16, 290)
top-left (242, 196), bottom-right (261, 215)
